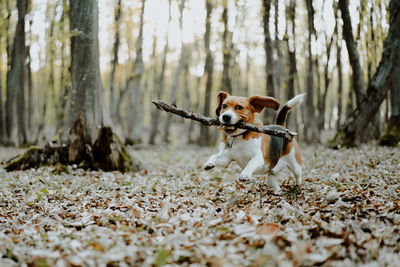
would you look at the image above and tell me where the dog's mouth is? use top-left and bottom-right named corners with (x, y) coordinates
top-left (221, 120), bottom-right (244, 134)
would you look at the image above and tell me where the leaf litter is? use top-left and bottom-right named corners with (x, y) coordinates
top-left (0, 143), bottom-right (399, 266)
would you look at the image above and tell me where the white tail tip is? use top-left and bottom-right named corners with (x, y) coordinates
top-left (287, 93), bottom-right (306, 108)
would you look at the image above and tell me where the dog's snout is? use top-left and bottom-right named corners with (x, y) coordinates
top-left (222, 114), bottom-right (231, 123)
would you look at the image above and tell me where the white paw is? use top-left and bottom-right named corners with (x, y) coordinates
top-left (203, 162), bottom-right (215, 171)
top-left (239, 172), bottom-right (252, 182)
top-left (273, 188), bottom-right (282, 195)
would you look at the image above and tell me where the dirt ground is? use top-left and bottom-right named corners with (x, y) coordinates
top-left (0, 143), bottom-right (399, 266)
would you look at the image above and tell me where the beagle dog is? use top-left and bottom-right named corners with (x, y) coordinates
top-left (203, 92), bottom-right (305, 194)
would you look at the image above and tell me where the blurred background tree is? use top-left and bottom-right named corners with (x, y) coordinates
top-left (0, 0), bottom-right (399, 147)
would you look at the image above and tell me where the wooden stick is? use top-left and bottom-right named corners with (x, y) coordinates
top-left (152, 100), bottom-right (297, 141)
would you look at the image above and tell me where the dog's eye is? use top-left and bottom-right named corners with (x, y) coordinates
top-left (235, 105), bottom-right (243, 110)
top-left (222, 104), bottom-right (227, 109)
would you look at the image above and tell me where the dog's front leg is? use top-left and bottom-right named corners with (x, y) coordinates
top-left (239, 155), bottom-right (264, 181)
top-left (203, 144), bottom-right (231, 170)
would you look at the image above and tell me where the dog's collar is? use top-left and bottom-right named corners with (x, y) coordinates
top-left (223, 130), bottom-right (248, 149)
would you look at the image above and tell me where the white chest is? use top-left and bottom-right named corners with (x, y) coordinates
top-left (227, 137), bottom-right (263, 169)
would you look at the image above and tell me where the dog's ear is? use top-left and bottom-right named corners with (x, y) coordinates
top-left (215, 91), bottom-right (229, 116)
top-left (248, 96), bottom-right (280, 113)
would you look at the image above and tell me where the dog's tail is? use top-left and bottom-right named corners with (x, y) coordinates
top-left (275, 93), bottom-right (305, 126)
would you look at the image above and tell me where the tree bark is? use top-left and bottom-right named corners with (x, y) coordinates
top-left (273, 0), bottom-right (282, 97)
top-left (110, 0), bottom-right (122, 123)
top-left (0, 62), bottom-right (4, 143)
top-left (149, 0), bottom-right (172, 145)
top-left (163, 0), bottom-right (186, 143)
top-left (285, 0), bottom-right (298, 130)
top-left (336, 27), bottom-right (343, 129)
top-left (318, 23), bottom-right (336, 130)
top-left (56, 0), bottom-right (70, 132)
top-left (5, 0), bottom-right (28, 145)
top-left (199, 0), bottom-right (214, 146)
top-left (262, 0), bottom-right (276, 123)
top-left (304, 0), bottom-right (318, 142)
top-left (332, 0), bottom-right (400, 147)
top-left (128, 0), bottom-right (145, 144)
top-left (67, 0), bottom-right (108, 142)
top-left (338, 0), bottom-right (366, 106)
top-left (221, 0), bottom-right (232, 94)
top-left (379, 62), bottom-right (400, 146)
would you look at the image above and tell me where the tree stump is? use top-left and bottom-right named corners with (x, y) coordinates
top-left (4, 115), bottom-right (140, 172)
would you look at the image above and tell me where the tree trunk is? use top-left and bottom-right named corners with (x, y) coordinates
top-left (128, 0), bottom-right (145, 144)
top-left (189, 76), bottom-right (201, 144)
top-left (262, 0), bottom-right (276, 123)
top-left (163, 0), bottom-right (186, 144)
top-left (199, 0), bottom-right (214, 146)
top-left (0, 63), bottom-right (4, 143)
top-left (110, 0), bottom-right (122, 123)
top-left (304, 0), bottom-right (318, 142)
top-left (318, 24), bottom-right (336, 131)
top-left (26, 17), bottom-right (33, 134)
top-left (183, 56), bottom-right (192, 144)
top-left (221, 0), bottom-right (232, 94)
top-left (379, 62), bottom-right (400, 146)
top-left (336, 29), bottom-right (343, 129)
top-left (274, 0), bottom-right (282, 98)
top-left (338, 0), bottom-right (366, 106)
top-left (5, 0), bottom-right (28, 145)
top-left (285, 0), bottom-right (298, 130)
top-left (149, 0), bottom-right (172, 145)
top-left (56, 0), bottom-right (70, 132)
top-left (66, 0), bottom-right (108, 142)
top-left (332, 0), bottom-right (400, 147)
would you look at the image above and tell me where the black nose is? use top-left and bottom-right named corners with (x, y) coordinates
top-left (222, 114), bottom-right (231, 123)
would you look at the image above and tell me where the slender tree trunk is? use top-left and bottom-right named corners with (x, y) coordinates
top-left (163, 0), bottom-right (186, 143)
top-left (199, 0), bottom-right (213, 146)
top-left (318, 24), bottom-right (336, 131)
top-left (5, 0), bottom-right (12, 67)
top-left (332, 0), bottom-right (400, 147)
top-left (304, 0), bottom-right (317, 142)
top-left (5, 0), bottom-right (28, 145)
top-left (182, 53), bottom-right (192, 143)
top-left (56, 0), bottom-right (69, 132)
top-left (285, 0), bottom-right (298, 130)
top-left (129, 0), bottom-right (145, 144)
top-left (262, 0), bottom-right (276, 123)
top-left (244, 51), bottom-right (250, 96)
top-left (274, 0), bottom-right (282, 98)
top-left (189, 76), bottom-right (201, 144)
top-left (0, 64), bottom-right (4, 143)
top-left (221, 0), bottom-right (232, 94)
top-left (338, 0), bottom-right (366, 106)
top-left (27, 37), bottom-right (33, 134)
top-left (336, 32), bottom-right (343, 130)
top-left (149, 0), bottom-right (172, 145)
top-left (110, 0), bottom-right (122, 123)
top-left (67, 0), bottom-right (108, 142)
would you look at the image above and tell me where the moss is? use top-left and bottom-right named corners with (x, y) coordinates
top-left (4, 146), bottom-right (42, 171)
top-left (51, 162), bottom-right (69, 175)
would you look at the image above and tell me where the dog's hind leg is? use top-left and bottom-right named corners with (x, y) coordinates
top-left (285, 147), bottom-right (303, 185)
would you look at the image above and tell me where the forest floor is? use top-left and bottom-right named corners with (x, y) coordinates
top-left (0, 143), bottom-right (399, 266)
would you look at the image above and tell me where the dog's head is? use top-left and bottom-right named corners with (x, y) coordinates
top-left (215, 91), bottom-right (280, 135)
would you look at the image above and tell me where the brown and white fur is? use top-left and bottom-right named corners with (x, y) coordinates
top-left (203, 91), bottom-right (305, 194)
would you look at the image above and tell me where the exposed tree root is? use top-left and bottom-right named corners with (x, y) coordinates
top-left (4, 114), bottom-right (140, 172)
